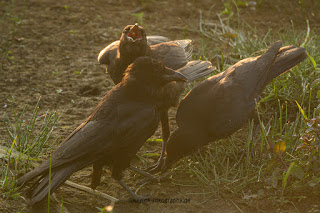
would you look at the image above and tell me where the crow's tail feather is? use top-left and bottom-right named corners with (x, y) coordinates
top-left (266, 45), bottom-right (307, 85)
top-left (27, 164), bottom-right (77, 206)
top-left (178, 60), bottom-right (216, 82)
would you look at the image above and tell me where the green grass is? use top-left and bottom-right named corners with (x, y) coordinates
top-left (1, 136), bottom-right (21, 200)
top-left (4, 98), bottom-right (60, 159)
top-left (1, 98), bottom-right (59, 201)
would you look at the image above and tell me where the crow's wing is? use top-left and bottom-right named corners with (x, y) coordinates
top-left (150, 41), bottom-right (190, 70)
top-left (18, 100), bottom-right (158, 185)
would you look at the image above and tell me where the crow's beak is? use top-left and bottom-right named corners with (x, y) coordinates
top-left (127, 24), bottom-right (142, 41)
top-left (161, 67), bottom-right (188, 83)
top-left (130, 23), bottom-right (139, 32)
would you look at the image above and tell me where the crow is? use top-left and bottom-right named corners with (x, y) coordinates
top-left (17, 56), bottom-right (187, 206)
top-left (98, 23), bottom-right (215, 171)
top-left (162, 42), bottom-right (307, 171)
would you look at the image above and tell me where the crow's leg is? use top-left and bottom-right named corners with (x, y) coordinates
top-left (117, 179), bottom-right (149, 201)
top-left (90, 163), bottom-right (103, 189)
top-left (148, 110), bottom-right (170, 173)
top-left (129, 166), bottom-right (160, 182)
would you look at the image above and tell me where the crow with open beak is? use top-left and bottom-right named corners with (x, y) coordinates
top-left (98, 24), bottom-right (169, 66)
top-left (98, 24), bottom-right (216, 172)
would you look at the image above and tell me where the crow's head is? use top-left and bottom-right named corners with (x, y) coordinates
top-left (122, 23), bottom-right (145, 42)
top-left (119, 24), bottom-right (148, 59)
top-left (123, 56), bottom-right (187, 88)
top-left (162, 127), bottom-right (209, 172)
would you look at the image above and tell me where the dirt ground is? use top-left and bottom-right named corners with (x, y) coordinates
top-left (1, 0), bottom-right (320, 212)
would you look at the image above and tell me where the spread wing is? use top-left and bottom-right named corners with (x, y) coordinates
top-left (98, 40), bottom-right (119, 65)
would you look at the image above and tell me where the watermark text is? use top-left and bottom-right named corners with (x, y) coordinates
top-left (129, 198), bottom-right (191, 204)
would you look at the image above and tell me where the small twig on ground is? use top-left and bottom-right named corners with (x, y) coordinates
top-left (64, 180), bottom-right (119, 202)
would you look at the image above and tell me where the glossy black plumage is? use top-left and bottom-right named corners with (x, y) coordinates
top-left (163, 42), bottom-right (307, 170)
top-left (17, 56), bottom-right (187, 205)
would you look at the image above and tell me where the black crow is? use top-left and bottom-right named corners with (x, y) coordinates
top-left (162, 42), bottom-right (307, 171)
top-left (17, 56), bottom-right (187, 205)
